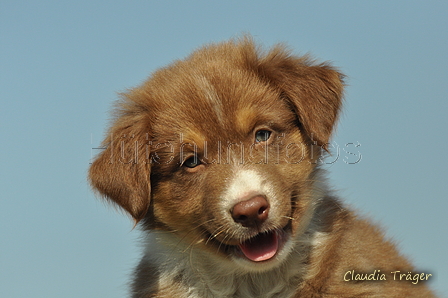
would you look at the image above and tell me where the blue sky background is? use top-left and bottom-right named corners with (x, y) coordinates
top-left (1, 1), bottom-right (447, 297)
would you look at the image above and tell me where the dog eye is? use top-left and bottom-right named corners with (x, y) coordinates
top-left (255, 130), bottom-right (271, 143)
top-left (183, 156), bottom-right (201, 168)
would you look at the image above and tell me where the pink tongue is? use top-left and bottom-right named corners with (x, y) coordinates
top-left (238, 232), bottom-right (279, 262)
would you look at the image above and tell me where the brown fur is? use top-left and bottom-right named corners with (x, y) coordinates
top-left (89, 36), bottom-right (436, 297)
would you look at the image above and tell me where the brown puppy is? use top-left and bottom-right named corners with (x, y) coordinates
top-left (89, 37), bottom-right (436, 297)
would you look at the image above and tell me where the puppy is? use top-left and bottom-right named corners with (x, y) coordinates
top-left (89, 37), bottom-right (436, 297)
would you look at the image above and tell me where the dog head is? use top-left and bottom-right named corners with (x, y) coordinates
top-left (89, 37), bottom-right (344, 271)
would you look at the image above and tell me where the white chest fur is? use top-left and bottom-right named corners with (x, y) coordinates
top-left (143, 231), bottom-right (316, 298)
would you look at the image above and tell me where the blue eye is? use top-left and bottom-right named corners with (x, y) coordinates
top-left (183, 156), bottom-right (201, 168)
top-left (255, 130), bottom-right (271, 142)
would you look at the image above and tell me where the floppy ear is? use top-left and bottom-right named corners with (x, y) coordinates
top-left (89, 102), bottom-right (151, 223)
top-left (256, 46), bottom-right (344, 147)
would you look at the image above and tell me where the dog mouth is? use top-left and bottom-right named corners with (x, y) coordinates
top-left (205, 225), bottom-right (290, 263)
top-left (237, 229), bottom-right (284, 262)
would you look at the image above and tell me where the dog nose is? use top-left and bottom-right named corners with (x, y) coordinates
top-left (231, 196), bottom-right (270, 228)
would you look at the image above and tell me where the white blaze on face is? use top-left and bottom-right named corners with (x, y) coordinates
top-left (195, 75), bottom-right (224, 125)
top-left (221, 169), bottom-right (268, 211)
top-left (222, 168), bottom-right (289, 223)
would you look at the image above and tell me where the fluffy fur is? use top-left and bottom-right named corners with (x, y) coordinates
top-left (89, 37), bottom-right (436, 297)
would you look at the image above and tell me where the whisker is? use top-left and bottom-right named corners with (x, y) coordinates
top-left (282, 215), bottom-right (295, 221)
top-left (205, 229), bottom-right (225, 245)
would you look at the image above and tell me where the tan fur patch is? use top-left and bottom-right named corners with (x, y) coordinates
top-left (235, 106), bottom-right (257, 135)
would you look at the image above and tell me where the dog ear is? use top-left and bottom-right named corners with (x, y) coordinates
top-left (89, 101), bottom-right (151, 223)
top-left (256, 46), bottom-right (344, 147)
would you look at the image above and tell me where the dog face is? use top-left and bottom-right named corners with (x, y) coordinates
top-left (89, 37), bottom-right (344, 272)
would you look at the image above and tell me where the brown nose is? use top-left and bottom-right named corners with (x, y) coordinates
top-left (231, 195), bottom-right (270, 228)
